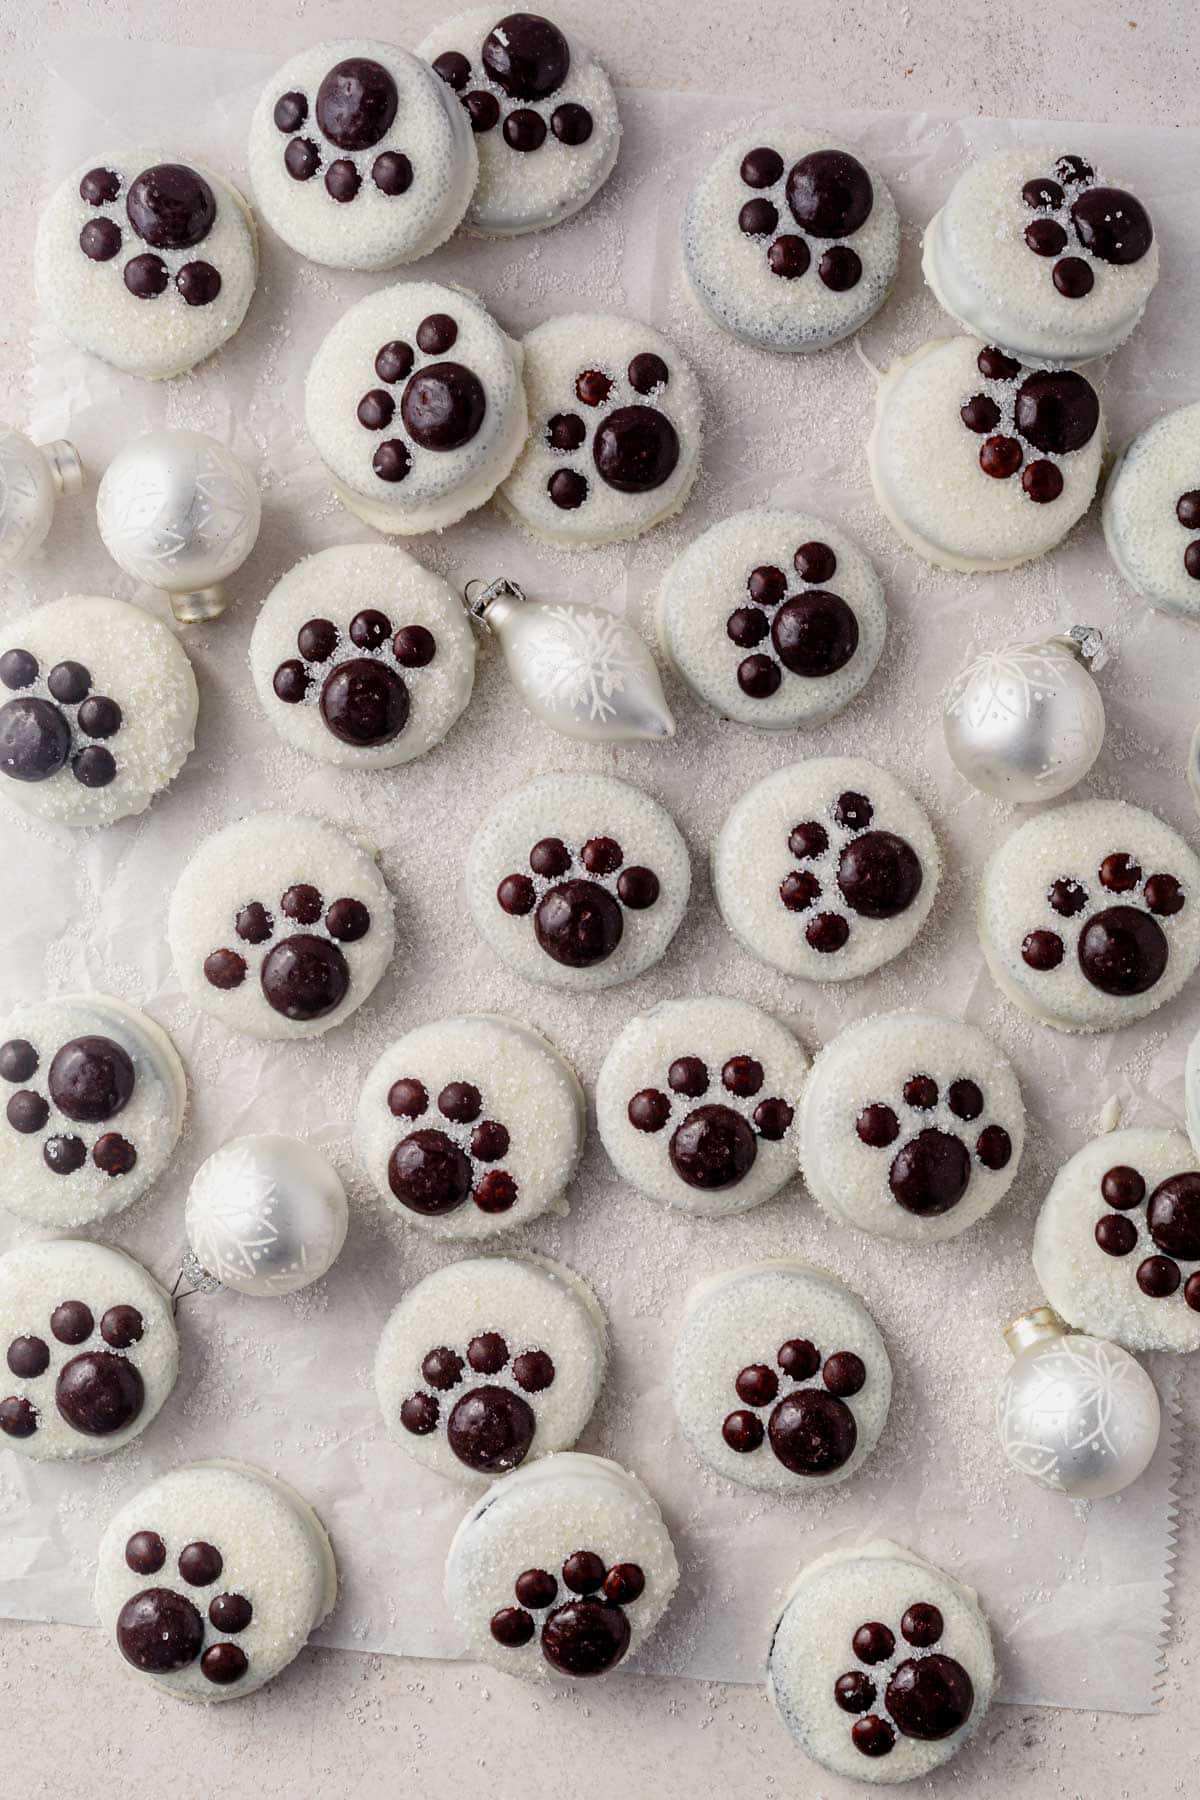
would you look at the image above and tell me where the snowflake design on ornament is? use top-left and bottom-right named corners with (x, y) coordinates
top-left (0, 432), bottom-right (43, 557)
top-left (943, 631), bottom-right (1105, 792)
top-left (522, 606), bottom-right (651, 726)
top-left (185, 1151), bottom-right (310, 1295)
top-left (99, 442), bottom-right (260, 586)
top-left (996, 1335), bottom-right (1159, 1490)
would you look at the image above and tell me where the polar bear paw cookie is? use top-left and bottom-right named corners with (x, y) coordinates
top-left (0, 596), bottom-right (198, 828)
top-left (979, 799), bottom-right (1200, 1033)
top-left (496, 314), bottom-right (702, 547)
top-left (248, 40), bottom-right (476, 270)
top-left (798, 1013), bottom-right (1024, 1244)
top-left (673, 1263), bottom-right (891, 1491)
top-left (419, 11), bottom-right (621, 236)
top-left (595, 996), bottom-right (807, 1218)
top-left (168, 813), bottom-right (393, 1041)
top-left (768, 1540), bottom-right (995, 1782)
top-left (1103, 402), bottom-right (1200, 621)
top-left (375, 1255), bottom-right (606, 1481)
top-left (95, 1461), bottom-right (337, 1701)
top-left (657, 509), bottom-right (886, 727)
top-left (306, 280), bottom-right (527, 534)
top-left (683, 124), bottom-right (899, 353)
top-left (249, 544), bottom-right (475, 768)
top-left (0, 1240), bottom-right (177, 1459)
top-left (444, 1452), bottom-right (678, 1680)
top-left (0, 995), bottom-right (185, 1228)
top-left (1033, 1128), bottom-right (1200, 1353)
top-left (923, 145), bottom-right (1158, 366)
top-left (356, 1015), bottom-right (584, 1237)
top-left (869, 337), bottom-right (1103, 573)
top-left (714, 758), bottom-right (940, 982)
top-left (468, 772), bottom-right (690, 990)
top-left (35, 152), bottom-right (257, 380)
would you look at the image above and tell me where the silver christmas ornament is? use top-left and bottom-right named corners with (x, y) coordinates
top-left (96, 429), bottom-right (261, 625)
top-left (0, 423), bottom-right (83, 568)
top-left (1188, 720), bottom-right (1200, 822)
top-left (943, 625), bottom-right (1107, 803)
top-left (184, 1134), bottom-right (348, 1298)
top-left (997, 1306), bottom-right (1160, 1499)
top-left (1185, 1024), bottom-right (1200, 1165)
top-left (466, 576), bottom-right (676, 743)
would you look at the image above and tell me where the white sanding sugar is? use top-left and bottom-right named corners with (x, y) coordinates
top-left (1102, 400), bottom-right (1200, 621)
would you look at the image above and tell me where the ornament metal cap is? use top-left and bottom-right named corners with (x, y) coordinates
top-left (41, 439), bottom-right (84, 497)
top-left (1003, 1304), bottom-right (1068, 1356)
top-left (171, 584), bottom-right (227, 625)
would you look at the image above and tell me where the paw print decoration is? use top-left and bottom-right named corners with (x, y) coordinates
top-left (832, 1605), bottom-right (975, 1760)
top-left (0, 644), bottom-right (123, 793)
top-left (0, 1239), bottom-right (178, 1461)
top-left (490, 1552), bottom-right (644, 1676)
top-left (715, 757), bottom-right (941, 983)
top-left (168, 813), bottom-right (394, 1042)
top-left (958, 346), bottom-right (1100, 504)
top-left (854, 1072), bottom-right (1012, 1219)
top-left (1018, 154), bottom-right (1153, 302)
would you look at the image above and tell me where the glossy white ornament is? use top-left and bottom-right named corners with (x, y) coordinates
top-left (943, 626), bottom-right (1107, 803)
top-left (996, 1306), bottom-right (1160, 1499)
top-left (0, 424), bottom-right (83, 567)
top-left (184, 1134), bottom-right (348, 1298)
top-left (467, 577), bottom-right (675, 743)
top-left (96, 430), bottom-right (261, 624)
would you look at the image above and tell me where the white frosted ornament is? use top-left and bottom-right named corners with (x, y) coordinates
top-left (466, 576), bottom-right (675, 743)
top-left (0, 424), bottom-right (83, 567)
top-left (943, 625), bottom-right (1107, 802)
top-left (97, 430), bottom-right (261, 624)
top-left (183, 1134), bottom-right (348, 1298)
top-left (996, 1305), bottom-right (1160, 1499)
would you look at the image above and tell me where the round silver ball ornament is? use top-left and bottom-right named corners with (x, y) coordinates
top-left (943, 625), bottom-right (1107, 803)
top-left (96, 430), bottom-right (261, 624)
top-left (184, 1134), bottom-right (348, 1298)
top-left (0, 424), bottom-right (83, 568)
top-left (997, 1306), bottom-right (1160, 1499)
top-left (466, 576), bottom-right (675, 744)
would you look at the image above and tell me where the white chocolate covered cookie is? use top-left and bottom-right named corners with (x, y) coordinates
top-left (978, 799), bottom-right (1200, 1033)
top-left (683, 125), bottom-right (899, 353)
top-left (0, 596), bottom-right (198, 828)
top-left (168, 813), bottom-right (393, 1041)
top-left (869, 337), bottom-right (1104, 573)
top-left (0, 1239), bottom-right (177, 1460)
top-left (355, 1015), bottom-right (584, 1238)
top-left (0, 995), bottom-right (186, 1228)
top-left (595, 996), bottom-right (807, 1218)
top-left (1102, 402), bottom-right (1200, 621)
top-left (673, 1262), bottom-right (891, 1492)
top-left (923, 145), bottom-right (1158, 367)
top-left (95, 1460), bottom-right (337, 1702)
top-left (467, 772), bottom-right (690, 990)
top-left (419, 10), bottom-right (621, 236)
top-left (496, 314), bottom-right (702, 547)
top-left (248, 40), bottom-right (476, 270)
top-left (444, 1452), bottom-right (678, 1681)
top-left (1033, 1128), bottom-right (1200, 1353)
top-left (306, 280), bottom-right (527, 534)
top-left (657, 509), bottom-right (886, 727)
top-left (797, 1013), bottom-right (1024, 1244)
top-left (714, 758), bottom-right (939, 982)
top-left (36, 152), bottom-right (257, 380)
top-left (768, 1540), bottom-right (995, 1782)
top-left (375, 1255), bottom-right (606, 1482)
top-left (249, 544), bottom-right (475, 768)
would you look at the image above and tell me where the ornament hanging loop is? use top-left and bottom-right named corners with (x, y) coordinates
top-left (464, 574), bottom-right (527, 625)
top-left (1056, 623), bottom-right (1108, 673)
top-left (42, 440), bottom-right (84, 497)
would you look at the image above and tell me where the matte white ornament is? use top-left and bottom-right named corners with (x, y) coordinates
top-left (466, 576), bottom-right (675, 743)
top-left (184, 1134), bottom-right (348, 1298)
top-left (0, 424), bottom-right (83, 568)
top-left (943, 625), bottom-right (1107, 803)
top-left (96, 430), bottom-right (261, 624)
top-left (996, 1306), bottom-right (1160, 1499)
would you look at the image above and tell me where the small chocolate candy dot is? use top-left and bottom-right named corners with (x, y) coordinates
top-left (980, 435), bottom-right (1023, 479)
top-left (416, 313), bottom-right (458, 355)
top-left (852, 1716), bottom-right (896, 1757)
top-left (806, 912), bottom-right (850, 954)
top-left (512, 1349), bottom-right (554, 1393)
top-left (438, 1080), bottom-right (482, 1124)
top-left (281, 882), bottom-right (323, 924)
top-left (727, 606), bottom-right (769, 648)
top-left (6, 1336), bottom-right (49, 1378)
top-left (977, 345), bottom-right (1021, 381)
top-left (1177, 491), bottom-right (1200, 529)
top-left (1185, 1272), bottom-right (1200, 1312)
top-left (1144, 873), bottom-right (1184, 916)
top-left (372, 153), bottom-right (412, 196)
top-left (1022, 929), bottom-right (1064, 971)
top-left (123, 253), bottom-right (169, 299)
top-left (77, 696), bottom-right (121, 739)
top-left (903, 1074), bottom-right (938, 1110)
top-left (388, 1078), bottom-right (428, 1118)
top-left (178, 1541), bottom-right (223, 1586)
top-left (373, 440), bottom-right (413, 482)
top-left (1137, 1255), bottom-right (1181, 1298)
top-left (357, 389), bottom-right (396, 431)
top-left (73, 745), bottom-right (117, 788)
top-left (208, 1593), bottom-right (253, 1634)
top-left (740, 147), bottom-right (784, 188)
top-left (80, 218), bottom-right (122, 262)
top-left (1058, 155), bottom-right (1096, 185)
top-left (1025, 217), bottom-right (1068, 256)
top-left (475, 1170), bottom-right (519, 1213)
top-left (298, 617), bottom-right (339, 661)
top-left (1053, 255), bottom-right (1095, 298)
top-left (749, 565), bottom-right (787, 605)
top-left (563, 1550), bottom-right (607, 1595)
top-left (778, 1339), bottom-right (820, 1380)
top-left (0, 1396), bottom-right (37, 1438)
top-left (835, 1671), bottom-right (876, 1714)
top-left (628, 1089), bottom-right (670, 1132)
top-left (530, 836), bottom-right (572, 877)
top-left (738, 198), bottom-right (778, 237)
top-left (490, 1607), bottom-right (535, 1647)
top-left (94, 1135), bottom-right (137, 1183)
top-left (401, 1392), bottom-right (439, 1434)
top-left (325, 897), bottom-right (370, 942)
top-left (818, 246), bottom-right (862, 291)
top-left (976, 1124), bottom-right (1012, 1170)
top-left (44, 1136), bottom-right (87, 1175)
top-left (273, 91), bottom-right (307, 132)
top-left (80, 167), bottom-right (121, 205)
top-left (767, 234), bottom-right (810, 278)
top-left (789, 821), bottom-right (828, 859)
top-left (176, 261), bottom-right (221, 307)
top-left (0, 1039), bottom-right (38, 1081)
top-left (737, 654), bottom-right (781, 698)
top-left (947, 1079), bottom-right (984, 1121)
top-left (124, 1531), bottom-right (166, 1575)
top-left (464, 91), bottom-right (501, 132)
top-left (100, 1305), bottom-right (143, 1349)
top-left (902, 1602), bottom-right (944, 1646)
top-left (467, 1331), bottom-right (508, 1375)
top-left (552, 103), bottom-right (593, 145)
top-left (201, 1643), bottom-right (248, 1685)
top-left (1049, 877), bottom-right (1087, 917)
top-left (721, 1055), bottom-right (763, 1097)
top-left (753, 1097), bottom-right (794, 1139)
top-left (1102, 1165), bottom-right (1146, 1210)
top-left (780, 869), bottom-right (821, 911)
top-left (515, 1568), bottom-right (557, 1609)
top-left (6, 1091), bottom-right (48, 1134)
top-left (794, 541), bottom-right (837, 584)
top-left (580, 835), bottom-right (622, 875)
top-left (1100, 851), bottom-right (1141, 892)
top-left (284, 138), bottom-right (320, 181)
top-left (668, 1056), bottom-right (708, 1097)
top-left (547, 412), bottom-right (586, 450)
top-left (504, 108), bottom-right (547, 152)
top-left (1022, 176), bottom-right (1065, 209)
top-left (497, 872), bottom-right (536, 915)
top-left (1095, 1213), bottom-right (1137, 1256)
top-left (421, 1346), bottom-right (464, 1391)
top-left (628, 353), bottom-right (669, 395)
top-left (548, 468), bottom-right (587, 509)
top-left (204, 948), bottom-right (247, 989)
top-left (576, 369), bottom-right (612, 406)
top-left (432, 51), bottom-right (471, 91)
top-left (51, 1300), bottom-right (94, 1345)
top-left (961, 394), bottom-right (1001, 434)
top-left (273, 662), bottom-right (308, 704)
top-left (375, 341), bottom-right (415, 385)
top-left (853, 1621), bottom-right (895, 1664)
top-left (722, 1409), bottom-right (764, 1452)
top-left (604, 1563), bottom-right (645, 1605)
top-left (823, 1351), bottom-right (866, 1397)
top-left (833, 790), bottom-right (872, 829)
top-left (735, 1364), bottom-right (778, 1407)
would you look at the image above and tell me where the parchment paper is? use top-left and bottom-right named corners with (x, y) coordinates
top-left (0, 35), bottom-right (1194, 1712)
